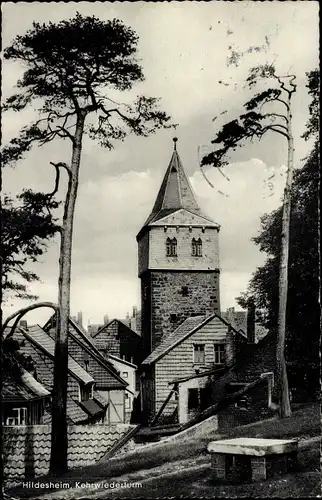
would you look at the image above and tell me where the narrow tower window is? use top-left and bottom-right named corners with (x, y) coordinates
top-left (191, 238), bottom-right (197, 256)
top-left (197, 238), bottom-right (202, 256)
top-left (192, 238), bottom-right (202, 256)
top-left (166, 237), bottom-right (177, 257)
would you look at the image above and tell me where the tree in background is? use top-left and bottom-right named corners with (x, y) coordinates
top-left (2, 190), bottom-right (59, 300)
top-left (3, 13), bottom-right (172, 474)
top-left (237, 69), bottom-right (319, 401)
top-left (202, 65), bottom-right (299, 418)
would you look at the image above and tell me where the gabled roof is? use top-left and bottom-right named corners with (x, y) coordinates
top-left (137, 140), bottom-right (217, 239)
top-left (93, 318), bottom-right (141, 339)
top-left (20, 325), bottom-right (94, 385)
top-left (43, 316), bottom-right (127, 389)
top-left (221, 310), bottom-right (247, 332)
top-left (143, 313), bottom-right (244, 365)
top-left (220, 310), bottom-right (268, 342)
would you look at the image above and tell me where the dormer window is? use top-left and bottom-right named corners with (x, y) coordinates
top-left (79, 383), bottom-right (94, 402)
top-left (192, 238), bottom-right (202, 257)
top-left (166, 237), bottom-right (177, 257)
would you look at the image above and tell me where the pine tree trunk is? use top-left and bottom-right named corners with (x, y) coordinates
top-left (50, 112), bottom-right (85, 474)
top-left (276, 95), bottom-right (293, 419)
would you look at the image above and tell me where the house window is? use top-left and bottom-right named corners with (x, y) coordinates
top-left (125, 393), bottom-right (131, 409)
top-left (122, 371), bottom-right (128, 378)
top-left (166, 237), bottom-right (177, 257)
top-left (214, 344), bottom-right (225, 365)
top-left (193, 344), bottom-right (205, 364)
top-left (192, 238), bottom-right (202, 256)
top-left (181, 286), bottom-right (189, 297)
top-left (7, 408), bottom-right (27, 426)
top-left (79, 383), bottom-right (94, 402)
top-left (170, 314), bottom-right (178, 323)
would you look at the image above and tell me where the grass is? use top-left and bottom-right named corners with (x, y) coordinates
top-left (7, 403), bottom-right (320, 499)
top-left (88, 439), bottom-right (321, 499)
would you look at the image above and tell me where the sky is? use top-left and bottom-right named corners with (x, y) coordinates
top-left (2, 1), bottom-right (319, 328)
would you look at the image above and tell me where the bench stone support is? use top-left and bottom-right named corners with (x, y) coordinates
top-left (211, 453), bottom-right (230, 480)
top-left (251, 456), bottom-right (267, 481)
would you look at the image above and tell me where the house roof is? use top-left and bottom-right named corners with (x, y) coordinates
top-left (80, 399), bottom-right (105, 418)
top-left (67, 397), bottom-right (90, 424)
top-left (67, 319), bottom-right (128, 388)
top-left (221, 310), bottom-right (268, 342)
top-left (93, 318), bottom-right (141, 339)
top-left (93, 390), bottom-right (109, 409)
top-left (221, 311), bottom-right (247, 332)
top-left (103, 353), bottom-right (137, 369)
top-left (43, 316), bottom-right (127, 389)
top-left (137, 140), bottom-right (218, 239)
top-left (3, 373), bottom-right (49, 403)
top-left (20, 369), bottom-right (51, 397)
top-left (143, 313), bottom-right (243, 365)
top-left (20, 325), bottom-right (94, 385)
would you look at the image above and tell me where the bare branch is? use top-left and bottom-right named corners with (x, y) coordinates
top-left (50, 161), bottom-right (71, 174)
top-left (268, 123), bottom-right (288, 132)
top-left (3, 302), bottom-right (59, 336)
top-left (263, 125), bottom-right (289, 140)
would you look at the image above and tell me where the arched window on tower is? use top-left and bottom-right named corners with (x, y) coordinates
top-left (197, 238), bottom-right (202, 256)
top-left (192, 238), bottom-right (202, 257)
top-left (166, 237), bottom-right (177, 257)
top-left (166, 237), bottom-right (172, 256)
top-left (192, 238), bottom-right (197, 256)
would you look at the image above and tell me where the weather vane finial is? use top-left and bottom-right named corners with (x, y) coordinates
top-left (173, 137), bottom-right (178, 150)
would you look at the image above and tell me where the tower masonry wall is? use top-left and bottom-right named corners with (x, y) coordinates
top-left (141, 270), bottom-right (220, 352)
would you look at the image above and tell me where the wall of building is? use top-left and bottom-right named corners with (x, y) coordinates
top-left (147, 225), bottom-right (220, 272)
top-left (235, 333), bottom-right (277, 384)
top-left (141, 270), bottom-right (220, 352)
top-left (153, 316), bottom-right (231, 419)
top-left (93, 321), bottom-right (120, 358)
top-left (138, 231), bottom-right (149, 276)
top-left (177, 375), bottom-right (213, 424)
top-left (3, 423), bottom-right (133, 486)
top-left (106, 357), bottom-right (136, 423)
top-left (140, 365), bottom-right (155, 424)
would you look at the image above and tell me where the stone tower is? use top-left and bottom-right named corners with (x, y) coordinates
top-left (137, 138), bottom-right (220, 356)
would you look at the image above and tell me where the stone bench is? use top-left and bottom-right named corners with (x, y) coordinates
top-left (207, 438), bottom-right (298, 482)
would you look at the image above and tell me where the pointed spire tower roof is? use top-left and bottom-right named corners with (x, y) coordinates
top-left (137, 138), bottom-right (219, 239)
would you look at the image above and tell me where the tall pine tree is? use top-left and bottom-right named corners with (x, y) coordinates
top-left (237, 69), bottom-right (319, 400)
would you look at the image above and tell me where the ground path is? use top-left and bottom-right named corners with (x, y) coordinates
top-left (9, 435), bottom-right (320, 499)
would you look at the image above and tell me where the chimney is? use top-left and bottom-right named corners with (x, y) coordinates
top-left (19, 320), bottom-right (28, 329)
top-left (77, 311), bottom-right (83, 327)
top-left (103, 314), bottom-right (109, 325)
top-left (247, 299), bottom-right (255, 343)
top-left (132, 306), bottom-right (138, 318)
